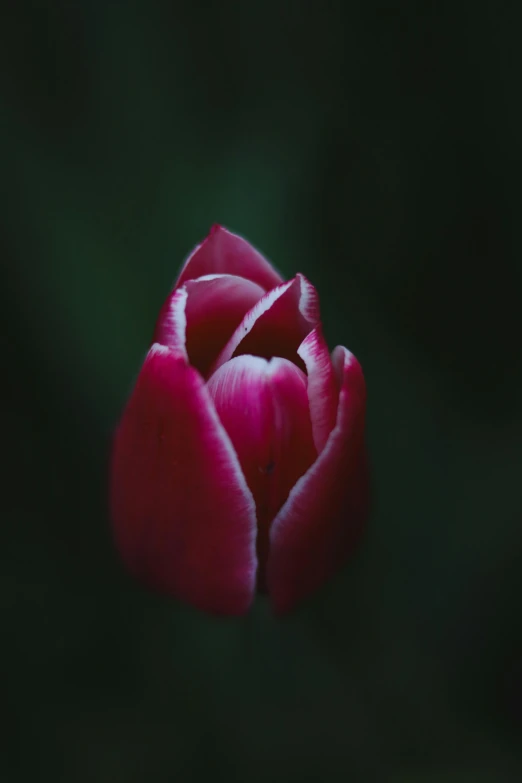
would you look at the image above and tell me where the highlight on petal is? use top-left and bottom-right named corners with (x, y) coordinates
top-left (211, 274), bottom-right (320, 373)
top-left (297, 326), bottom-right (339, 454)
top-left (153, 287), bottom-right (189, 357)
top-left (176, 225), bottom-right (284, 292)
top-left (267, 346), bottom-right (368, 614)
top-left (207, 355), bottom-right (316, 587)
top-left (110, 344), bottom-right (257, 615)
top-left (154, 274), bottom-right (265, 376)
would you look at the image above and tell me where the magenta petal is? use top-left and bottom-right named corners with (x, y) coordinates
top-left (207, 355), bottom-right (316, 584)
top-left (297, 326), bottom-right (339, 454)
top-left (110, 344), bottom-right (257, 615)
top-left (153, 287), bottom-right (189, 356)
top-left (211, 274), bottom-right (320, 373)
top-left (176, 225), bottom-right (284, 291)
top-left (154, 274), bottom-right (265, 376)
top-left (267, 346), bottom-right (368, 614)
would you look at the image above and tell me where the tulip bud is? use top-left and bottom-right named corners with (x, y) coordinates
top-left (111, 226), bottom-right (368, 614)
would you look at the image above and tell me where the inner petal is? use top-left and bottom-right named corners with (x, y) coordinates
top-left (176, 225), bottom-right (284, 291)
top-left (211, 274), bottom-right (320, 375)
top-left (207, 354), bottom-right (317, 587)
top-left (297, 326), bottom-right (339, 454)
top-left (154, 274), bottom-right (265, 376)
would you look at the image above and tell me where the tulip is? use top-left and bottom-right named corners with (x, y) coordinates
top-left (111, 225), bottom-right (368, 615)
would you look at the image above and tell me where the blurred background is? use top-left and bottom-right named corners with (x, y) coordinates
top-left (2, 1), bottom-right (522, 781)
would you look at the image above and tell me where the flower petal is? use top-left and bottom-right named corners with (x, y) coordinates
top-left (207, 355), bottom-right (316, 587)
top-left (176, 225), bottom-right (284, 291)
top-left (211, 274), bottom-right (320, 374)
top-left (152, 287), bottom-right (189, 357)
top-left (154, 274), bottom-right (265, 376)
top-left (110, 344), bottom-right (257, 615)
top-left (267, 346), bottom-right (368, 614)
top-left (297, 326), bottom-right (339, 454)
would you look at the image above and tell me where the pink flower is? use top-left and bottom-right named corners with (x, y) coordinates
top-left (111, 226), bottom-right (368, 615)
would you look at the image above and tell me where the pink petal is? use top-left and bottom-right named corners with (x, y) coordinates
top-left (110, 344), bottom-right (257, 615)
top-left (152, 287), bottom-right (189, 357)
top-left (211, 274), bottom-right (320, 374)
top-left (267, 346), bottom-right (368, 614)
top-left (176, 225), bottom-right (284, 292)
top-left (297, 326), bottom-right (339, 454)
top-left (207, 355), bottom-right (317, 588)
top-left (154, 274), bottom-right (265, 376)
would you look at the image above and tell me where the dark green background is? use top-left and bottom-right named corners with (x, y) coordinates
top-left (2, 2), bottom-right (522, 781)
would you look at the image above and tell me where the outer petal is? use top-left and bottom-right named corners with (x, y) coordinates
top-left (110, 344), bottom-right (257, 615)
top-left (267, 346), bottom-right (368, 614)
top-left (175, 225), bottom-right (284, 291)
top-left (211, 274), bottom-right (320, 373)
top-left (297, 325), bottom-right (339, 454)
top-left (152, 287), bottom-right (188, 357)
top-left (154, 274), bottom-right (265, 376)
top-left (207, 355), bottom-right (316, 585)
